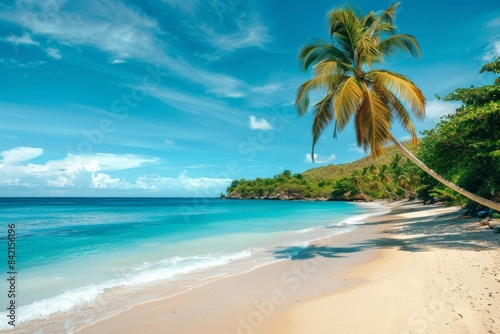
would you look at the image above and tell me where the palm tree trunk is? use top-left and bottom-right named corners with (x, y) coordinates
top-left (390, 135), bottom-right (500, 212)
top-left (393, 183), bottom-right (416, 199)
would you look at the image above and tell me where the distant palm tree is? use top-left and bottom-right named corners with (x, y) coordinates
top-left (389, 154), bottom-right (418, 198)
top-left (376, 165), bottom-right (399, 198)
top-left (296, 2), bottom-right (500, 211)
top-left (350, 170), bottom-right (367, 199)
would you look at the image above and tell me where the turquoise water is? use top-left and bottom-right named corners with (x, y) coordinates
top-left (0, 198), bottom-right (387, 332)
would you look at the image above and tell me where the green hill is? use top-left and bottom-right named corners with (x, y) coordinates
top-left (302, 140), bottom-right (418, 181)
top-left (225, 140), bottom-right (420, 201)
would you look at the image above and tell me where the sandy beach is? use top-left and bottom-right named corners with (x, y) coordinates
top-left (77, 201), bottom-right (500, 334)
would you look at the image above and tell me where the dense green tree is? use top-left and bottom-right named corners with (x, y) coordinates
top-left (418, 57), bottom-right (500, 206)
top-left (331, 178), bottom-right (358, 199)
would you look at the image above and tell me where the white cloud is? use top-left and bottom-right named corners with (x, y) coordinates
top-left (0, 58), bottom-right (46, 69)
top-left (204, 24), bottom-right (269, 53)
top-left (0, 0), bottom-right (247, 99)
top-left (135, 171), bottom-right (231, 193)
top-left (158, 1), bottom-right (200, 15)
top-left (249, 115), bottom-right (273, 130)
top-left (0, 147), bottom-right (230, 195)
top-left (3, 33), bottom-right (39, 45)
top-left (164, 139), bottom-right (175, 145)
top-left (347, 143), bottom-right (364, 154)
top-left (482, 40), bottom-right (500, 62)
top-left (47, 176), bottom-right (73, 187)
top-left (161, 0), bottom-right (268, 54)
top-left (46, 47), bottom-right (62, 59)
top-left (487, 16), bottom-right (500, 28)
top-left (169, 58), bottom-right (246, 98)
top-left (0, 149), bottom-right (159, 188)
top-left (68, 153), bottom-right (160, 171)
top-left (3, 1), bottom-right (162, 61)
top-left (63, 171), bottom-right (232, 193)
top-left (304, 153), bottom-right (336, 164)
top-left (425, 100), bottom-right (458, 121)
top-left (1, 147), bottom-right (44, 165)
top-left (111, 59), bottom-right (126, 64)
top-left (251, 83), bottom-right (283, 94)
top-left (145, 85), bottom-right (244, 125)
top-left (91, 173), bottom-right (121, 188)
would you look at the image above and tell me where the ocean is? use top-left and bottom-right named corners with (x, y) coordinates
top-left (0, 198), bottom-right (388, 333)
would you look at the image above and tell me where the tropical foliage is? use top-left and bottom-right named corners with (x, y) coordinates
top-left (417, 57), bottom-right (500, 207)
top-left (443, 59), bottom-right (500, 105)
top-left (226, 171), bottom-right (334, 199)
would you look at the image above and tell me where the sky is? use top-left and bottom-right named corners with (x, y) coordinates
top-left (0, 0), bottom-right (499, 197)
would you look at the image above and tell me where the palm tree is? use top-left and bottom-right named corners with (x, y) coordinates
top-left (350, 170), bottom-right (368, 200)
top-left (390, 154), bottom-right (417, 198)
top-left (296, 2), bottom-right (500, 211)
top-left (377, 164), bottom-right (400, 199)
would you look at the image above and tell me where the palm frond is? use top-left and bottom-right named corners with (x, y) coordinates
top-left (312, 60), bottom-right (351, 78)
top-left (368, 70), bottom-right (425, 119)
top-left (355, 87), bottom-right (392, 157)
top-left (298, 39), bottom-right (327, 60)
top-left (312, 61), bottom-right (351, 92)
top-left (333, 76), bottom-right (364, 130)
top-left (311, 93), bottom-right (336, 161)
top-left (298, 39), bottom-right (352, 70)
top-left (356, 35), bottom-right (383, 68)
top-left (327, 5), bottom-right (351, 35)
top-left (328, 8), bottom-right (364, 61)
top-left (295, 77), bottom-right (327, 116)
top-left (378, 2), bottom-right (400, 27)
top-left (361, 11), bottom-right (376, 29)
top-left (378, 34), bottom-right (421, 59)
top-left (375, 85), bottom-right (418, 145)
top-left (365, 3), bottom-right (399, 37)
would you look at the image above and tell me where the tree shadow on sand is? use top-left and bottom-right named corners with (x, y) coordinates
top-left (273, 204), bottom-right (499, 260)
top-left (273, 244), bottom-right (366, 260)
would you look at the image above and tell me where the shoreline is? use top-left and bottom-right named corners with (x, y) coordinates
top-left (76, 200), bottom-right (499, 334)
top-left (2, 200), bottom-right (386, 334)
top-left (71, 201), bottom-right (389, 334)
top-left (73, 200), bottom-right (393, 334)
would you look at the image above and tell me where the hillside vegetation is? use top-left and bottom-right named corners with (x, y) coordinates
top-left (303, 141), bottom-right (417, 181)
top-left (226, 141), bottom-right (421, 201)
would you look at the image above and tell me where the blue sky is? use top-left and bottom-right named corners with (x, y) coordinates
top-left (0, 0), bottom-right (499, 197)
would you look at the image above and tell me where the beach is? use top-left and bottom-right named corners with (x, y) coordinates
top-left (2, 1), bottom-right (499, 333)
top-left (0, 198), bottom-right (383, 333)
top-left (75, 200), bottom-right (500, 334)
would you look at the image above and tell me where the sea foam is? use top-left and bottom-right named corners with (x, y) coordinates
top-left (0, 250), bottom-right (253, 328)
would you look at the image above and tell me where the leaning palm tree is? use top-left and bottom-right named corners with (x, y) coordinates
top-left (296, 2), bottom-right (500, 211)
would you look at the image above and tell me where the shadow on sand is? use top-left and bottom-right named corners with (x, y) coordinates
top-left (273, 202), bottom-right (499, 260)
